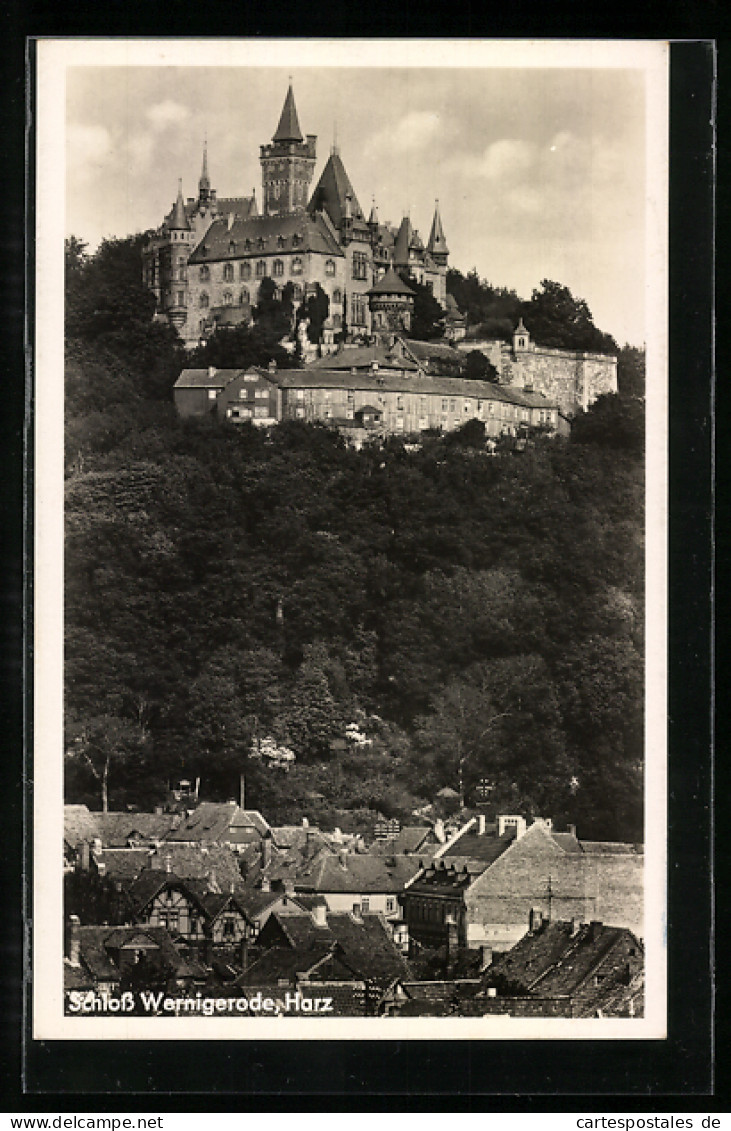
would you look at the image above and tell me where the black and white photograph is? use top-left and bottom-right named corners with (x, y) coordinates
top-left (33, 38), bottom-right (668, 1039)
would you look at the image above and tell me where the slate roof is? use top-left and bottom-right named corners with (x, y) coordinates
top-left (368, 267), bottom-right (416, 297)
top-left (146, 844), bottom-right (244, 887)
top-left (427, 203), bottom-right (449, 257)
top-left (308, 150), bottom-right (366, 228)
top-left (272, 84), bottom-right (304, 143)
top-left (63, 804), bottom-right (99, 849)
top-left (96, 849), bottom-right (151, 881)
top-left (370, 826), bottom-right (436, 856)
top-left (238, 944), bottom-right (341, 984)
top-left (189, 212), bottom-right (343, 264)
top-left (578, 840), bottom-right (644, 855)
top-left (294, 851), bottom-right (422, 894)
top-left (93, 812), bottom-right (178, 848)
top-left (440, 831), bottom-right (516, 867)
top-left (400, 338), bottom-right (464, 364)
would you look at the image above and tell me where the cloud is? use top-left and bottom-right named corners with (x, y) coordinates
top-left (146, 100), bottom-right (190, 130)
top-left (477, 138), bottom-right (535, 182)
top-left (67, 124), bottom-right (112, 182)
top-left (365, 110), bottom-right (442, 158)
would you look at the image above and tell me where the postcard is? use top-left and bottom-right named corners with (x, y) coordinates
top-left (33, 37), bottom-right (668, 1040)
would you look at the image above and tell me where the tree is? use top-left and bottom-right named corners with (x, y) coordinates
top-left (65, 711), bottom-right (150, 812)
top-left (400, 272), bottom-right (446, 340)
top-left (461, 350), bottom-right (499, 382)
top-left (187, 322), bottom-right (294, 371)
top-left (254, 277), bottom-right (294, 339)
top-left (571, 392), bottom-right (645, 454)
top-left (617, 344), bottom-right (646, 399)
top-left (522, 280), bottom-right (618, 355)
top-left (304, 283), bottom-right (330, 347)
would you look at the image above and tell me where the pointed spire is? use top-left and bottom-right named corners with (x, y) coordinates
top-left (393, 215), bottom-right (413, 266)
top-left (427, 199), bottom-right (449, 258)
top-left (199, 138), bottom-right (210, 193)
top-left (169, 179), bottom-right (189, 230)
top-left (368, 197), bottom-right (379, 226)
top-left (273, 83), bottom-right (303, 143)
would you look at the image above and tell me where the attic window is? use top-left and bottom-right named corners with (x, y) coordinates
top-left (229, 241), bottom-right (236, 255)
top-left (244, 239), bottom-right (252, 252)
top-left (292, 233), bottom-right (302, 248)
top-left (257, 237), bottom-right (265, 250)
top-left (277, 236), bottom-right (285, 249)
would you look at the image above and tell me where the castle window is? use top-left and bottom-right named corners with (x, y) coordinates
top-left (199, 265), bottom-right (210, 282)
top-left (291, 283), bottom-right (303, 301)
top-left (332, 314), bottom-right (341, 329)
top-left (325, 259), bottom-right (336, 277)
top-left (352, 252), bottom-right (368, 280)
top-left (254, 406), bottom-right (269, 419)
top-left (277, 236), bottom-right (285, 249)
top-left (449, 399), bottom-right (456, 413)
top-left (333, 289), bottom-right (342, 304)
top-left (292, 233), bottom-right (302, 248)
top-left (240, 262), bottom-right (251, 280)
top-left (229, 241), bottom-right (236, 255)
top-left (239, 288), bottom-right (249, 305)
top-left (291, 257), bottom-right (303, 276)
top-left (441, 398), bottom-right (448, 413)
top-left (223, 291), bottom-right (233, 305)
top-left (256, 260), bottom-right (267, 277)
top-left (273, 259), bottom-right (284, 277)
top-left (223, 263), bottom-right (234, 282)
top-left (397, 396), bottom-right (404, 411)
top-left (244, 239), bottom-right (252, 253)
top-left (199, 292), bottom-right (209, 308)
top-left (177, 291), bottom-right (185, 307)
top-left (464, 400), bottom-right (471, 413)
top-left (257, 237), bottom-right (265, 250)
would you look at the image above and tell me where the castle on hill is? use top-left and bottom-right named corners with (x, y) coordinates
top-left (142, 83), bottom-right (452, 351)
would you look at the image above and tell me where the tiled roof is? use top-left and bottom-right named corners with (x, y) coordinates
top-left (306, 346), bottom-right (419, 372)
top-left (63, 804), bottom-right (99, 848)
top-left (392, 217), bottom-right (413, 266)
top-left (211, 196), bottom-right (257, 221)
top-left (260, 911), bottom-right (411, 984)
top-left (370, 826), bottom-right (436, 856)
top-left (238, 944), bottom-right (339, 984)
top-left (96, 849), bottom-right (151, 881)
top-left (174, 369), bottom-right (238, 390)
top-left (189, 212), bottom-right (343, 263)
top-left (165, 802), bottom-right (268, 844)
top-left (578, 841), bottom-right (644, 855)
top-left (401, 338), bottom-right (463, 364)
top-left (294, 851), bottom-right (422, 894)
top-left (272, 369), bottom-right (557, 406)
top-left (146, 844), bottom-right (244, 887)
top-left (427, 203), bottom-right (449, 257)
top-left (550, 832), bottom-right (584, 854)
top-left (75, 925), bottom-right (194, 983)
top-left (93, 812), bottom-right (178, 848)
top-left (308, 151), bottom-right (365, 227)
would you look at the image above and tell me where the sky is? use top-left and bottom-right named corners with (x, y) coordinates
top-left (65, 54), bottom-right (661, 347)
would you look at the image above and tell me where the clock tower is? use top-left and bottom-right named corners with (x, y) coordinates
top-left (260, 83), bottom-right (317, 215)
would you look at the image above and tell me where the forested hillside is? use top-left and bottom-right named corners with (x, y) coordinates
top-left (64, 236), bottom-right (646, 841)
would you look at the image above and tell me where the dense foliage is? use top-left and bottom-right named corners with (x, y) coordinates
top-left (64, 236), bottom-right (645, 841)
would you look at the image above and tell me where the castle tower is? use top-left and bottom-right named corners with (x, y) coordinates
top-left (427, 200), bottom-right (449, 266)
top-left (513, 318), bottom-right (531, 352)
top-left (260, 83), bottom-right (317, 215)
top-left (367, 266), bottom-right (415, 345)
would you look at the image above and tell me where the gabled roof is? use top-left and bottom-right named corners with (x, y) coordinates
top-left (272, 84), bottom-right (304, 143)
top-left (368, 267), bottom-right (415, 298)
top-left (95, 848), bottom-right (151, 881)
top-left (189, 212), bottom-right (343, 263)
top-left (165, 802), bottom-right (268, 845)
top-left (260, 911), bottom-right (411, 984)
top-left (63, 804), bottom-right (98, 849)
top-left (93, 811), bottom-right (178, 848)
top-left (294, 851), bottom-right (422, 894)
top-left (271, 368), bottom-right (558, 406)
top-left (147, 844), bottom-right (244, 887)
top-left (174, 369), bottom-right (237, 390)
top-left (307, 150), bottom-right (365, 228)
top-left (306, 345), bottom-right (419, 373)
top-left (440, 831), bottom-right (516, 867)
top-left (399, 338), bottom-right (462, 365)
top-left (74, 925), bottom-right (195, 983)
top-left (370, 826), bottom-right (436, 856)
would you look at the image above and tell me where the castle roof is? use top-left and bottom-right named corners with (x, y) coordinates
top-left (189, 212), bottom-right (343, 263)
top-left (368, 267), bottom-right (416, 297)
top-left (306, 345), bottom-right (419, 373)
top-left (427, 201), bottom-right (449, 257)
top-left (272, 84), bottom-right (303, 143)
top-left (392, 217), bottom-right (413, 266)
top-left (308, 150), bottom-right (366, 229)
top-left (168, 182), bottom-right (190, 231)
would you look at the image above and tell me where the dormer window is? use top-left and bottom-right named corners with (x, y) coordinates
top-left (277, 236), bottom-right (285, 249)
top-left (229, 241), bottom-right (236, 255)
top-left (244, 239), bottom-right (252, 253)
top-left (292, 233), bottom-right (302, 248)
top-left (257, 237), bottom-right (265, 250)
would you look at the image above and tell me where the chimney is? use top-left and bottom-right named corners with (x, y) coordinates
top-left (261, 837), bottom-right (272, 869)
top-left (66, 915), bottom-right (81, 967)
top-left (529, 907), bottom-right (544, 933)
top-left (312, 903), bottom-right (328, 928)
top-left (479, 945), bottom-right (493, 971)
top-left (445, 914), bottom-right (459, 968)
top-left (283, 878), bottom-right (295, 896)
top-left (338, 850), bottom-right (348, 868)
top-left (227, 212), bottom-right (234, 231)
top-left (239, 934), bottom-right (249, 974)
top-left (208, 366), bottom-right (216, 378)
top-left (302, 817), bottom-right (309, 829)
top-left (567, 823), bottom-right (577, 838)
top-left (154, 806), bottom-right (163, 816)
top-left (165, 853), bottom-right (172, 874)
top-left (433, 819), bottom-right (446, 844)
top-left (79, 840), bottom-right (90, 872)
top-left (476, 814), bottom-right (486, 836)
top-left (239, 773), bottom-right (246, 810)
top-left (570, 918), bottom-right (582, 937)
top-left (260, 876), bottom-right (271, 893)
top-left (268, 360), bottom-right (277, 373)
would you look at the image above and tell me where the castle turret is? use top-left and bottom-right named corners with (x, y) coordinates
top-left (260, 83), bottom-right (317, 215)
top-left (513, 318), bottom-right (530, 352)
top-left (368, 267), bottom-right (415, 345)
top-left (169, 179), bottom-right (190, 231)
top-left (427, 200), bottom-right (449, 266)
top-left (198, 141), bottom-right (211, 205)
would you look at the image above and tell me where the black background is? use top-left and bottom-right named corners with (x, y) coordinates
top-left (1, 15), bottom-right (719, 1107)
